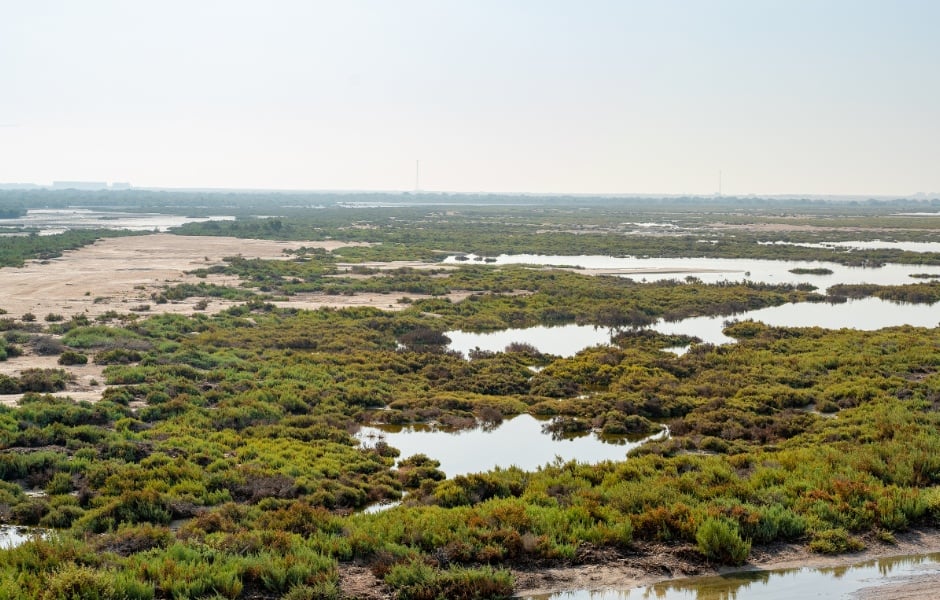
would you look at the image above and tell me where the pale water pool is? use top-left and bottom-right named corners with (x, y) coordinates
top-left (357, 414), bottom-right (667, 477)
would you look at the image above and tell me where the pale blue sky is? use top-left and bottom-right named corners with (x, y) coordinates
top-left (1, 1), bottom-right (937, 195)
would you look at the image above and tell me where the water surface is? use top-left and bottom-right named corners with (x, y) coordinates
top-left (357, 415), bottom-right (666, 477)
top-left (443, 254), bottom-right (940, 292)
top-left (521, 552), bottom-right (940, 600)
top-left (446, 298), bottom-right (940, 356)
top-left (0, 525), bottom-right (46, 549)
top-left (447, 324), bottom-right (614, 358)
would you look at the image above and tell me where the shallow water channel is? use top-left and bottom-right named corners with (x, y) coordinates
top-left (356, 414), bottom-right (667, 478)
top-left (446, 297), bottom-right (939, 357)
top-left (520, 552), bottom-right (940, 600)
top-left (443, 254), bottom-right (940, 292)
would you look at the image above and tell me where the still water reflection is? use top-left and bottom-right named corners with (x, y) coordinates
top-left (446, 298), bottom-right (940, 356)
top-left (0, 525), bottom-right (47, 549)
top-left (443, 254), bottom-right (940, 292)
top-left (357, 415), bottom-right (666, 477)
top-left (521, 552), bottom-right (940, 600)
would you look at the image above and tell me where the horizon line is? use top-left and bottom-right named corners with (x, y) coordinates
top-left (0, 182), bottom-right (937, 200)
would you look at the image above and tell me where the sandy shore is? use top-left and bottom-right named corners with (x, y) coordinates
top-left (269, 290), bottom-right (476, 312)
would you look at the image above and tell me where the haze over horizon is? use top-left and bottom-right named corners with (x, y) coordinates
top-left (2, 1), bottom-right (938, 197)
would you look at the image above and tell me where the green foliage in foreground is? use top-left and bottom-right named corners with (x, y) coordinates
top-left (384, 561), bottom-right (513, 600)
top-left (696, 517), bottom-right (751, 565)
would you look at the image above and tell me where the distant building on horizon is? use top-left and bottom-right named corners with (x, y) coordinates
top-left (49, 181), bottom-right (132, 190)
top-left (52, 181), bottom-right (109, 190)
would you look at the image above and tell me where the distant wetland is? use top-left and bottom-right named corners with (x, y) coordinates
top-left (0, 208), bottom-right (234, 235)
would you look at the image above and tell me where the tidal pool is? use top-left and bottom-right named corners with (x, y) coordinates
top-left (520, 552), bottom-right (940, 600)
top-left (443, 254), bottom-right (940, 292)
top-left (356, 415), bottom-right (667, 477)
top-left (446, 298), bottom-right (940, 356)
top-left (0, 525), bottom-right (47, 549)
top-left (447, 324), bottom-right (614, 358)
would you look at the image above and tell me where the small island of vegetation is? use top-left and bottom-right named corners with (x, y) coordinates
top-left (788, 267), bottom-right (835, 275)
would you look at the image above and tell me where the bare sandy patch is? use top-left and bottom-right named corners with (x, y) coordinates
top-left (0, 390), bottom-right (107, 407)
top-left (0, 235), bottom-right (535, 321)
top-left (271, 290), bottom-right (477, 312)
top-left (0, 353), bottom-right (108, 406)
top-left (0, 234), bottom-right (367, 320)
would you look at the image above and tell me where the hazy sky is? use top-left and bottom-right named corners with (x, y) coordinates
top-left (1, 1), bottom-right (938, 195)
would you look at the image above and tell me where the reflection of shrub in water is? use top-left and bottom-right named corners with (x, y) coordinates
top-left (652, 569), bottom-right (771, 600)
top-left (542, 416), bottom-right (590, 440)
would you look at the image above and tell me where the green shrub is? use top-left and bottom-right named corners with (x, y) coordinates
top-left (0, 373), bottom-right (20, 393)
top-left (18, 368), bottom-right (69, 392)
top-left (94, 348), bottom-right (143, 365)
top-left (385, 561), bottom-right (514, 600)
top-left (695, 517), bottom-right (750, 565)
top-left (808, 528), bottom-right (865, 554)
top-left (45, 472), bottom-right (73, 495)
top-left (40, 504), bottom-right (86, 529)
top-left (58, 350), bottom-right (89, 366)
top-left (283, 582), bottom-right (342, 600)
top-left (41, 564), bottom-right (116, 600)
